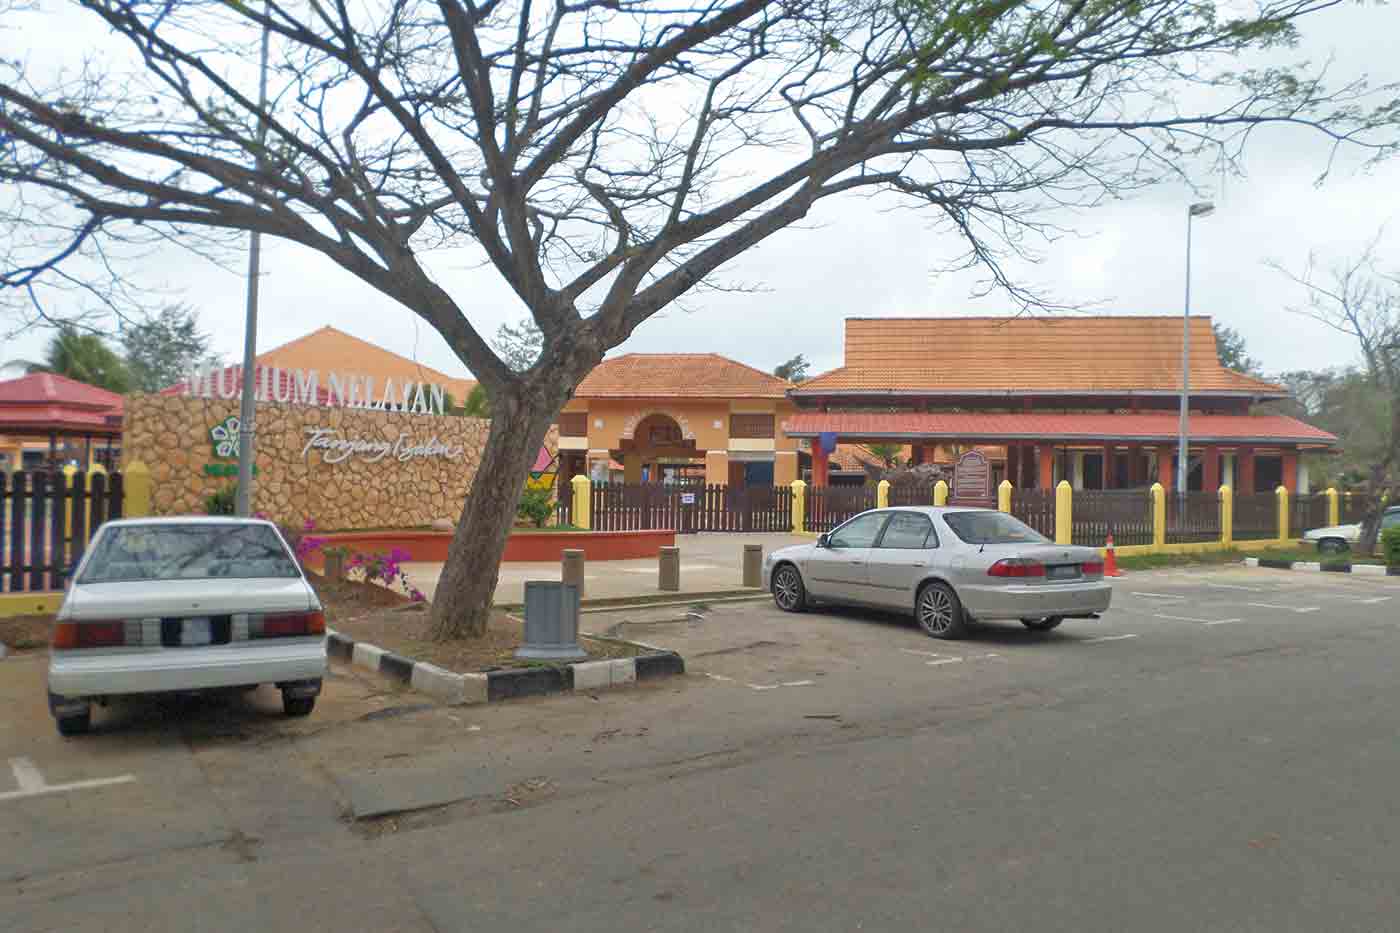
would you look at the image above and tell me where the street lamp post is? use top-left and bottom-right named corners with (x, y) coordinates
top-left (235, 12), bottom-right (272, 517)
top-left (1178, 201), bottom-right (1215, 501)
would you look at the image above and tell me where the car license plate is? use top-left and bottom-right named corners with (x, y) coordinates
top-left (180, 617), bottom-right (212, 646)
top-left (1047, 565), bottom-right (1079, 581)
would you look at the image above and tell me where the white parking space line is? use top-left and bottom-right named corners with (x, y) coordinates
top-left (747, 680), bottom-right (815, 691)
top-left (1201, 582), bottom-right (1264, 592)
top-left (0, 757), bottom-right (136, 803)
top-left (1356, 596), bottom-right (1393, 605)
top-left (1154, 613), bottom-right (1243, 625)
top-left (1246, 603), bottom-right (1320, 614)
top-left (1083, 634), bottom-right (1139, 644)
top-left (1131, 592), bottom-right (1186, 600)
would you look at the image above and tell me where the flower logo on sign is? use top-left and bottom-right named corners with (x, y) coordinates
top-left (209, 415), bottom-right (241, 460)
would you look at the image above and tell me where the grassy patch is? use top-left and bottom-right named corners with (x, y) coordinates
top-left (1115, 550), bottom-right (1249, 572)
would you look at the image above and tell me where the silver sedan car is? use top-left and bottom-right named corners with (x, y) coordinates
top-left (763, 507), bottom-right (1112, 639)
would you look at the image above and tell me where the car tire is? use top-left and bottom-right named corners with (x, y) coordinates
top-left (1021, 616), bottom-right (1064, 632)
top-left (56, 710), bottom-right (91, 736)
top-left (916, 581), bottom-right (967, 640)
top-left (1317, 538), bottom-right (1349, 555)
top-left (771, 563), bottom-right (808, 613)
top-left (282, 694), bottom-right (316, 717)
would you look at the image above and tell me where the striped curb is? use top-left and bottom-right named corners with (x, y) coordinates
top-left (1243, 557), bottom-right (1396, 576)
top-left (326, 628), bottom-right (684, 706)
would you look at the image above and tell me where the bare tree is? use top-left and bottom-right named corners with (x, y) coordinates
top-left (1, 0), bottom-right (1397, 637)
top-left (1273, 233), bottom-right (1399, 551)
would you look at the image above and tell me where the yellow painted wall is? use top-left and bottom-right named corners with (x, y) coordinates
top-left (560, 398), bottom-right (800, 452)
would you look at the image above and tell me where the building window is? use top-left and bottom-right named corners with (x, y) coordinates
top-left (559, 412), bottom-right (588, 436)
top-left (729, 414), bottom-right (775, 439)
top-left (649, 423), bottom-right (683, 445)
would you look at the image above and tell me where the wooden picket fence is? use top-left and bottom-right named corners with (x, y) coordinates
top-left (805, 485), bottom-right (877, 534)
top-left (1, 470), bottom-right (124, 592)
top-left (588, 483), bottom-right (793, 533)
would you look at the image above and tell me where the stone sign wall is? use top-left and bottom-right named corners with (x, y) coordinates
top-left (123, 394), bottom-right (550, 530)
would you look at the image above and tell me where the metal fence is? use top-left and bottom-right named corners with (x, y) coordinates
top-left (1233, 492), bottom-right (1278, 541)
top-left (1, 470), bottom-right (124, 592)
top-left (805, 485), bottom-right (877, 534)
top-left (1009, 488), bottom-right (1056, 540)
top-left (1072, 489), bottom-right (1154, 547)
top-left (1165, 492), bottom-right (1221, 544)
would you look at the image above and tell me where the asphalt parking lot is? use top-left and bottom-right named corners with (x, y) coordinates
top-left (3, 564), bottom-right (1399, 931)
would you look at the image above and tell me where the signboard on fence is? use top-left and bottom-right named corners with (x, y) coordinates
top-left (680, 493), bottom-right (696, 505)
top-left (950, 450), bottom-right (994, 507)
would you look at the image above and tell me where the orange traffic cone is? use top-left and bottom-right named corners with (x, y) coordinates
top-left (1104, 533), bottom-right (1123, 577)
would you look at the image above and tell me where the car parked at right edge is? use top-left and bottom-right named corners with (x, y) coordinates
top-left (1303, 505), bottom-right (1400, 555)
top-left (763, 506), bottom-right (1111, 639)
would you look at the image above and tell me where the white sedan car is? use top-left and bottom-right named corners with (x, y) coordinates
top-left (48, 517), bottom-right (327, 736)
top-left (1303, 506), bottom-right (1400, 554)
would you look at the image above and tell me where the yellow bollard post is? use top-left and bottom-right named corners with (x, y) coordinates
top-left (877, 479), bottom-right (890, 510)
top-left (933, 480), bottom-right (949, 506)
top-left (1150, 482), bottom-right (1166, 549)
top-left (124, 460), bottom-right (152, 518)
top-left (1326, 487), bottom-right (1339, 527)
top-left (570, 474), bottom-right (591, 531)
top-left (1276, 485), bottom-right (1289, 542)
top-left (1055, 480), bottom-right (1073, 545)
top-left (1219, 484), bottom-right (1233, 547)
top-left (791, 479), bottom-right (806, 534)
top-left (62, 464), bottom-right (77, 540)
top-left (998, 479), bottom-right (1012, 514)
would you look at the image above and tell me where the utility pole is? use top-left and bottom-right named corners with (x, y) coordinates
top-left (1178, 201), bottom-right (1215, 502)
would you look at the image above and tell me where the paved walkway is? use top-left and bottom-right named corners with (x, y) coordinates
top-left (401, 532), bottom-right (807, 605)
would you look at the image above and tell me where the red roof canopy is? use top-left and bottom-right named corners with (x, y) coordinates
top-left (0, 372), bottom-right (124, 436)
top-left (782, 411), bottom-right (1337, 447)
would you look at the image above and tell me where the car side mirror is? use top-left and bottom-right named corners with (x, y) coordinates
top-left (817, 534), bottom-right (831, 549)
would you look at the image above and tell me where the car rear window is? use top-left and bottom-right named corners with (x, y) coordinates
top-left (78, 524), bottom-right (301, 583)
top-left (941, 511), bottom-right (1048, 545)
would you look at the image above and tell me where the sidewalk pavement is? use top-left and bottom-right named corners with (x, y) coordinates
top-left (401, 532), bottom-right (807, 605)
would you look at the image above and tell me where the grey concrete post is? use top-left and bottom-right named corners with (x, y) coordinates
top-left (658, 546), bottom-right (680, 592)
top-left (743, 544), bottom-right (763, 588)
top-left (562, 549), bottom-right (585, 599)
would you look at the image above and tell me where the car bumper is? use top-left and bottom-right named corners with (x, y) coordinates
top-left (960, 581), bottom-right (1112, 621)
top-left (48, 638), bottom-right (327, 698)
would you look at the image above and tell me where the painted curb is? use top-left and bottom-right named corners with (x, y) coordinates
top-left (326, 627), bottom-right (683, 706)
top-left (1244, 556), bottom-right (1395, 576)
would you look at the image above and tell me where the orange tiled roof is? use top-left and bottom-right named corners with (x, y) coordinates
top-left (254, 326), bottom-right (478, 402)
top-left (574, 353), bottom-right (791, 399)
top-left (795, 316), bottom-right (1286, 396)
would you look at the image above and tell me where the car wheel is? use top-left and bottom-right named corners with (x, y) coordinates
top-left (916, 581), bottom-right (967, 640)
top-left (1317, 538), bottom-right (1349, 555)
top-left (56, 710), bottom-right (91, 736)
top-left (282, 694), bottom-right (316, 717)
top-left (772, 564), bottom-right (807, 613)
top-left (1021, 616), bottom-right (1064, 632)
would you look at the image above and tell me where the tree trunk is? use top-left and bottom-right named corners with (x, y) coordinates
top-left (428, 390), bottom-right (559, 640)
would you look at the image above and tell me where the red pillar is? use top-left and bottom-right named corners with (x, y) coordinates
top-left (812, 443), bottom-right (830, 487)
top-left (1203, 445), bottom-right (1221, 492)
top-left (1037, 443), bottom-right (1055, 490)
top-left (1281, 450), bottom-right (1298, 493)
top-left (1156, 445), bottom-right (1174, 491)
top-left (1238, 447), bottom-right (1256, 495)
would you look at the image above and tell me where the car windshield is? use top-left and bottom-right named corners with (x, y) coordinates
top-left (78, 524), bottom-right (301, 583)
top-left (941, 511), bottom-right (1049, 545)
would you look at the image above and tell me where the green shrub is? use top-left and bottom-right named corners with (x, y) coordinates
top-left (517, 487), bottom-right (554, 528)
top-left (204, 485), bottom-right (237, 515)
top-left (1382, 527), bottom-right (1400, 567)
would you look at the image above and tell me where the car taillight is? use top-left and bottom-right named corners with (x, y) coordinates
top-left (1081, 561), bottom-right (1105, 576)
top-left (987, 559), bottom-right (1046, 578)
top-left (252, 611), bottom-right (326, 639)
top-left (52, 620), bottom-right (129, 650)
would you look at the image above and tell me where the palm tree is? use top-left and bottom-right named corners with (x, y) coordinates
top-left (10, 326), bottom-right (132, 392)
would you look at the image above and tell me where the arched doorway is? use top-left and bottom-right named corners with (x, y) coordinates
top-left (619, 413), bottom-right (699, 483)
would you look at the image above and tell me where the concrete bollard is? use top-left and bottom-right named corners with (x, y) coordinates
top-left (743, 544), bottom-right (762, 588)
top-left (562, 549), bottom-right (586, 599)
top-left (658, 546), bottom-right (680, 592)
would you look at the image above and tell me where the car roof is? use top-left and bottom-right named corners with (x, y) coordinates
top-left (100, 516), bottom-right (278, 528)
top-left (869, 506), bottom-right (994, 516)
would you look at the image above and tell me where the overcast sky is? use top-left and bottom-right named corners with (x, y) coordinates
top-left (4, 2), bottom-right (1397, 385)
